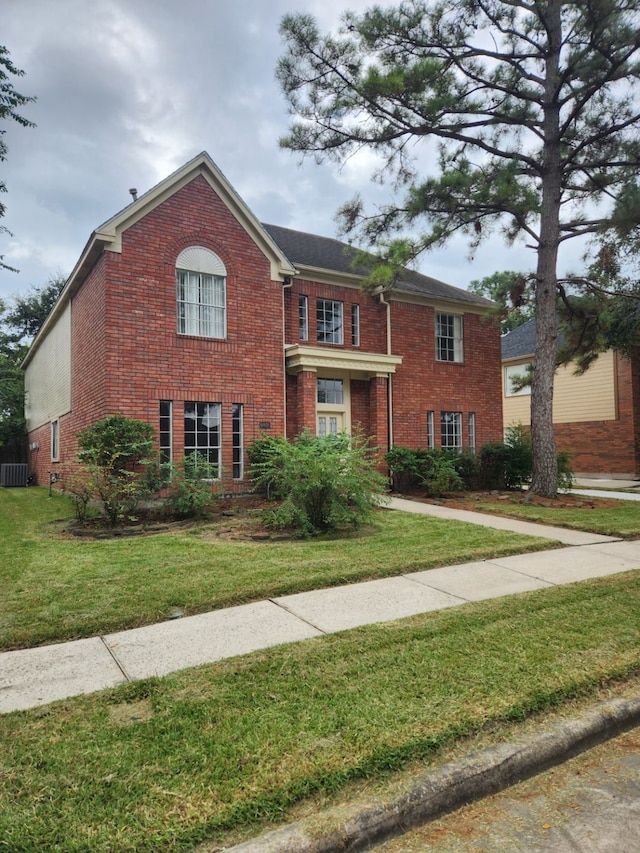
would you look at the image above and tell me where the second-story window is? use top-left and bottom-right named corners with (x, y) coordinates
top-left (351, 304), bottom-right (360, 346)
top-left (436, 313), bottom-right (463, 362)
top-left (299, 295), bottom-right (309, 341)
top-left (176, 246), bottom-right (226, 339)
top-left (317, 298), bottom-right (343, 344)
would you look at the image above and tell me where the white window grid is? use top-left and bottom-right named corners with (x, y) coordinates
top-left (232, 403), bottom-right (244, 480)
top-left (440, 411), bottom-right (462, 450)
top-left (317, 298), bottom-right (344, 344)
top-left (299, 295), bottom-right (309, 341)
top-left (317, 378), bottom-right (344, 405)
top-left (436, 313), bottom-right (463, 362)
top-left (184, 402), bottom-right (222, 477)
top-left (177, 270), bottom-right (226, 338)
top-left (159, 400), bottom-right (172, 464)
top-left (351, 303), bottom-right (360, 346)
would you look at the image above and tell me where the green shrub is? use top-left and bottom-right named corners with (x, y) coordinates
top-left (162, 454), bottom-right (221, 519)
top-left (77, 414), bottom-right (155, 473)
top-left (557, 449), bottom-right (574, 491)
top-left (249, 431), bottom-right (388, 535)
top-left (246, 434), bottom-right (291, 497)
top-left (75, 414), bottom-right (157, 526)
top-left (478, 425), bottom-right (573, 492)
top-left (419, 453), bottom-right (464, 498)
top-left (385, 445), bottom-right (423, 491)
top-left (503, 423), bottom-right (533, 489)
top-left (478, 441), bottom-right (509, 489)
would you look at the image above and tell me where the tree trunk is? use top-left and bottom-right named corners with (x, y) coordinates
top-left (530, 0), bottom-right (562, 499)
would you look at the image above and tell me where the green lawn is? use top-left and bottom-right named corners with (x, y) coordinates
top-left (1, 572), bottom-right (638, 852)
top-left (2, 485), bottom-right (639, 852)
top-left (0, 487), bottom-right (552, 651)
top-left (470, 493), bottom-right (640, 536)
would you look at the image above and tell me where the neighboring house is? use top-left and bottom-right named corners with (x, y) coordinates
top-left (23, 152), bottom-right (503, 489)
top-left (502, 318), bottom-right (640, 478)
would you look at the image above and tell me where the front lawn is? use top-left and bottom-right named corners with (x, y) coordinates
top-left (0, 487), bottom-right (552, 651)
top-left (0, 571), bottom-right (638, 852)
top-left (449, 491), bottom-right (640, 537)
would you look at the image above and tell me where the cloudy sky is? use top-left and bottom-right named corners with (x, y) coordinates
top-left (2, 0), bottom-right (570, 304)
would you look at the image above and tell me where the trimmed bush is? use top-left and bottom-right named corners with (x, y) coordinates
top-left (248, 431), bottom-right (388, 535)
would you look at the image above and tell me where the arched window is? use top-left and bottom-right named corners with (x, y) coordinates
top-left (176, 246), bottom-right (226, 338)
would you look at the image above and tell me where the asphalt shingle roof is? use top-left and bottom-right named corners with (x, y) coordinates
top-left (262, 223), bottom-right (492, 308)
top-left (501, 318), bottom-right (537, 359)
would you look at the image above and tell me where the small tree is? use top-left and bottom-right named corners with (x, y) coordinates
top-left (249, 431), bottom-right (388, 535)
top-left (76, 414), bottom-right (156, 526)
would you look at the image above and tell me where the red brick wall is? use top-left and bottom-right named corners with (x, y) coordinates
top-left (27, 173), bottom-right (505, 488)
top-left (389, 303), bottom-right (503, 450)
top-left (43, 176), bottom-right (286, 491)
top-left (284, 279), bottom-right (387, 350)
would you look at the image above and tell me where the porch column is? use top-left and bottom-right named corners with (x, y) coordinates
top-left (296, 369), bottom-right (317, 435)
top-left (369, 374), bottom-right (390, 456)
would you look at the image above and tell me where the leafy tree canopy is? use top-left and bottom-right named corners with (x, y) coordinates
top-left (277, 0), bottom-right (640, 497)
top-left (468, 271), bottom-right (535, 333)
top-left (0, 45), bottom-right (36, 273)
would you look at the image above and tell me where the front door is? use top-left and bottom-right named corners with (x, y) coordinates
top-left (317, 412), bottom-right (344, 437)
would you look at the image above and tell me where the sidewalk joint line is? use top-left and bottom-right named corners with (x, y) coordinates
top-left (100, 636), bottom-right (132, 682)
top-left (268, 599), bottom-right (329, 635)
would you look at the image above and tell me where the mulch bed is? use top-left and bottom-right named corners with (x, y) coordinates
top-left (400, 489), bottom-right (622, 511)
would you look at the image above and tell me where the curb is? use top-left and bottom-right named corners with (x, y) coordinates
top-left (225, 694), bottom-right (640, 853)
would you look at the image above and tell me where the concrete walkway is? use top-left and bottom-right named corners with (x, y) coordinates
top-left (2, 497), bottom-right (639, 714)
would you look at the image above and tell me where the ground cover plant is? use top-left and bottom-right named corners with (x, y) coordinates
top-left (0, 486), bottom-right (551, 651)
top-left (0, 571), bottom-right (638, 852)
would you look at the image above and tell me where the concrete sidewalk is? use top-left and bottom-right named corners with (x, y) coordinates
top-left (2, 498), bottom-right (639, 714)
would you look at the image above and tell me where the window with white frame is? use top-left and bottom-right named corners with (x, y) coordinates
top-left (351, 304), bottom-right (360, 346)
top-left (299, 295), bottom-right (309, 341)
top-left (159, 400), bottom-right (172, 465)
top-left (232, 403), bottom-right (244, 480)
top-left (184, 402), bottom-right (221, 476)
top-left (468, 412), bottom-right (476, 452)
top-left (441, 411), bottom-right (462, 450)
top-left (317, 298), bottom-right (343, 344)
top-left (51, 419), bottom-right (60, 461)
top-left (317, 378), bottom-right (344, 404)
top-left (176, 246), bottom-right (226, 339)
top-left (436, 313), bottom-right (464, 362)
top-left (505, 362), bottom-right (533, 396)
top-left (426, 410), bottom-right (435, 449)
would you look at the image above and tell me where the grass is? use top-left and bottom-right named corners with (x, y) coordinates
top-left (0, 487), bottom-right (553, 651)
top-left (0, 571), bottom-right (638, 852)
top-left (469, 492), bottom-right (640, 537)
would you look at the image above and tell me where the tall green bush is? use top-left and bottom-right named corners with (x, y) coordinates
top-left (249, 431), bottom-right (387, 535)
top-left (75, 414), bottom-right (157, 525)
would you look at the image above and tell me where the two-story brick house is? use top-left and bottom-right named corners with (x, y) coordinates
top-left (23, 152), bottom-right (502, 488)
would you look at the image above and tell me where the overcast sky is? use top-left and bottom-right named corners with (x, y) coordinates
top-left (2, 0), bottom-right (577, 304)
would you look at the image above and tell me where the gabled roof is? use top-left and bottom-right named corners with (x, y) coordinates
top-left (263, 223), bottom-right (492, 308)
top-left (25, 152), bottom-right (491, 366)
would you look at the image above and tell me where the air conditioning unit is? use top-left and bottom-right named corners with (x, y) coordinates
top-left (0, 464), bottom-right (28, 487)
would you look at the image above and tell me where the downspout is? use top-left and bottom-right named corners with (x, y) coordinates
top-left (282, 276), bottom-right (293, 438)
top-left (376, 288), bottom-right (394, 450)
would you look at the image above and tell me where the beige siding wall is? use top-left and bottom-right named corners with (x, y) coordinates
top-left (503, 349), bottom-right (617, 428)
top-left (25, 302), bottom-right (72, 431)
